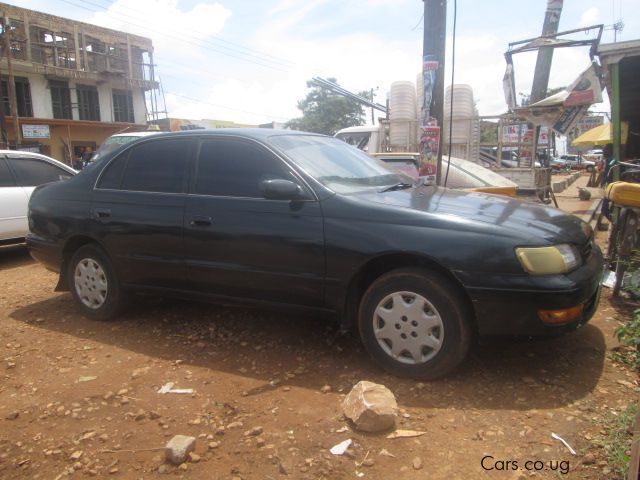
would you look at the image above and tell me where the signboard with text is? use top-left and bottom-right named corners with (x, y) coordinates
top-left (22, 124), bottom-right (50, 139)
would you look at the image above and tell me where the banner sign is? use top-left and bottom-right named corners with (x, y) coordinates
top-left (502, 124), bottom-right (549, 145)
top-left (420, 55), bottom-right (440, 183)
top-left (22, 124), bottom-right (50, 139)
top-left (418, 126), bottom-right (440, 178)
top-left (421, 55), bottom-right (439, 126)
top-left (514, 63), bottom-right (601, 135)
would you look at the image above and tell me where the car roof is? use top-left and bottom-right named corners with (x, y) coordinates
top-left (109, 131), bottom-right (161, 138)
top-left (0, 150), bottom-right (77, 173)
top-left (127, 128), bottom-right (325, 142)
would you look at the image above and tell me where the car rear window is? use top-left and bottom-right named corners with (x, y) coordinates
top-left (108, 139), bottom-right (189, 193)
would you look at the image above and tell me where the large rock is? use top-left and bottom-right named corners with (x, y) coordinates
top-left (342, 381), bottom-right (398, 432)
top-left (165, 435), bottom-right (196, 464)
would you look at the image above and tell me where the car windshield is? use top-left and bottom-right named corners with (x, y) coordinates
top-left (268, 135), bottom-right (411, 194)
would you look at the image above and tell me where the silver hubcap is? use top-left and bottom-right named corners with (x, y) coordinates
top-left (373, 291), bottom-right (444, 365)
top-left (74, 258), bottom-right (108, 309)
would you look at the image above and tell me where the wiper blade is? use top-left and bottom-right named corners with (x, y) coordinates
top-left (379, 182), bottom-right (413, 193)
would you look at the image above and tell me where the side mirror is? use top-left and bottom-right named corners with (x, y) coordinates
top-left (261, 179), bottom-right (304, 200)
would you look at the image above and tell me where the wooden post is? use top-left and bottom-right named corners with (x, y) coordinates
top-left (529, 0), bottom-right (563, 166)
top-left (2, 14), bottom-right (20, 147)
top-left (611, 62), bottom-right (621, 181)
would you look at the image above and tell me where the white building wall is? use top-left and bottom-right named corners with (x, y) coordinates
top-left (97, 83), bottom-right (113, 123)
top-left (25, 74), bottom-right (51, 118)
top-left (133, 88), bottom-right (146, 124)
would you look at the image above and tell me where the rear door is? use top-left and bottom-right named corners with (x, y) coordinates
top-left (0, 156), bottom-right (28, 240)
top-left (3, 155), bottom-right (74, 240)
top-left (183, 137), bottom-right (325, 307)
top-left (93, 137), bottom-right (192, 289)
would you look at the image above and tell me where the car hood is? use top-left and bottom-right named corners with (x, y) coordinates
top-left (354, 185), bottom-right (590, 245)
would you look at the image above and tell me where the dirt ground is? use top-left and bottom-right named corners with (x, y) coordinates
top-left (0, 174), bottom-right (638, 480)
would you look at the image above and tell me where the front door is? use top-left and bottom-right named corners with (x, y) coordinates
top-left (184, 137), bottom-right (325, 307)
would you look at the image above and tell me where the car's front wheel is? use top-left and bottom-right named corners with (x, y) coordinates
top-left (68, 244), bottom-right (126, 320)
top-left (358, 268), bottom-right (472, 380)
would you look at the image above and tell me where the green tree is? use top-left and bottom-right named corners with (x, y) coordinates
top-left (286, 78), bottom-right (367, 135)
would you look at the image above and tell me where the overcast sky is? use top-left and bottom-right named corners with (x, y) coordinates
top-left (14, 0), bottom-right (640, 125)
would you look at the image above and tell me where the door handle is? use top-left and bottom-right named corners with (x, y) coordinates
top-left (190, 216), bottom-right (212, 227)
top-left (93, 208), bottom-right (111, 220)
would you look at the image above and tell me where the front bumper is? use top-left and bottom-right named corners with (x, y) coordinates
top-left (456, 246), bottom-right (603, 336)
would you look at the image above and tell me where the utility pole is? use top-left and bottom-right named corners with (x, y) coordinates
top-left (529, 0), bottom-right (563, 164)
top-left (2, 14), bottom-right (20, 148)
top-left (370, 88), bottom-right (374, 125)
top-left (421, 0), bottom-right (446, 184)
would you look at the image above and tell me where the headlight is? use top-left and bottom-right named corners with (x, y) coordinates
top-left (515, 244), bottom-right (581, 275)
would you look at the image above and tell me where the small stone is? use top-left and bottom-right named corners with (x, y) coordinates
top-left (70, 450), bottom-right (83, 461)
top-left (244, 426), bottom-right (263, 437)
top-left (256, 437), bottom-right (266, 448)
top-left (5, 411), bottom-right (19, 420)
top-left (149, 411), bottom-right (161, 420)
top-left (108, 467), bottom-right (119, 474)
top-left (188, 452), bottom-right (200, 463)
top-left (412, 457), bottom-right (423, 470)
top-left (362, 458), bottom-right (375, 467)
top-left (157, 464), bottom-right (169, 474)
top-left (165, 435), bottom-right (196, 465)
top-left (320, 385), bottom-right (332, 393)
top-left (134, 410), bottom-right (146, 421)
top-left (582, 453), bottom-right (596, 465)
top-left (227, 421), bottom-right (243, 429)
top-left (208, 441), bottom-right (220, 450)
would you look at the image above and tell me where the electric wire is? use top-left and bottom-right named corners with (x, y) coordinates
top-left (56, 0), bottom-right (290, 72)
top-left (79, 0), bottom-right (294, 66)
top-left (164, 91), bottom-right (290, 122)
top-left (443, 0), bottom-right (457, 188)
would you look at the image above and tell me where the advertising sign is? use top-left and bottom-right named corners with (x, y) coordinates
top-left (421, 54), bottom-right (439, 125)
top-left (22, 124), bottom-right (50, 139)
top-left (418, 126), bottom-right (440, 179)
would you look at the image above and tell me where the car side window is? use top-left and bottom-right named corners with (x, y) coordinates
top-left (0, 158), bottom-right (16, 187)
top-left (8, 157), bottom-right (71, 186)
top-left (97, 151), bottom-right (129, 189)
top-left (195, 139), bottom-right (294, 198)
top-left (120, 139), bottom-right (189, 194)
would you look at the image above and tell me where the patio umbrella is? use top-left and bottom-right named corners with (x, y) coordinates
top-left (571, 122), bottom-right (629, 147)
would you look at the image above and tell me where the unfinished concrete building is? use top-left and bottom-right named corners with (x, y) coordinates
top-left (0, 2), bottom-right (160, 162)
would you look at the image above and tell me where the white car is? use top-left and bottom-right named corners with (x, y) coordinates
top-left (1, 150), bottom-right (76, 245)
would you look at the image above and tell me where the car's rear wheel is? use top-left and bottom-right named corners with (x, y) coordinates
top-left (358, 268), bottom-right (471, 380)
top-left (68, 244), bottom-right (126, 320)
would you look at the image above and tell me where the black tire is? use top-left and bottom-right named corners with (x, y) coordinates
top-left (67, 244), bottom-right (127, 320)
top-left (358, 267), bottom-right (472, 380)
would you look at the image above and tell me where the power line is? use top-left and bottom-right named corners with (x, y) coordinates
top-left (164, 91), bottom-right (291, 122)
top-left (80, 0), bottom-right (294, 67)
top-left (55, 0), bottom-right (290, 72)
